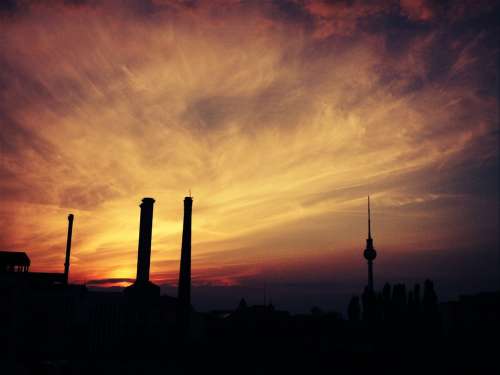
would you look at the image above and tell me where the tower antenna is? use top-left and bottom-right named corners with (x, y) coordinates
top-left (368, 195), bottom-right (372, 239)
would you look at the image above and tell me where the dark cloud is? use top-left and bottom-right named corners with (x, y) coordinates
top-left (0, 0), bottom-right (18, 14)
top-left (0, 114), bottom-right (53, 158)
top-left (268, 0), bottom-right (315, 29)
top-left (182, 79), bottom-right (316, 132)
top-left (0, 58), bottom-right (54, 112)
top-left (59, 183), bottom-right (122, 210)
top-left (0, 113), bottom-right (62, 205)
top-left (360, 9), bottom-right (431, 52)
top-left (87, 277), bottom-right (134, 285)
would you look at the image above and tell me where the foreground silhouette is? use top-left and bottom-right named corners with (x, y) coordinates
top-left (0, 197), bottom-right (498, 374)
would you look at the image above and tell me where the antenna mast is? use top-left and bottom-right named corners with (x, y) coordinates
top-left (368, 195), bottom-right (372, 239)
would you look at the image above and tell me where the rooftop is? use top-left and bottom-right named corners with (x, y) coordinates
top-left (0, 251), bottom-right (31, 267)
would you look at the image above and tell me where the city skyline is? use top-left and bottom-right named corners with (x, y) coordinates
top-left (0, 0), bottom-right (498, 312)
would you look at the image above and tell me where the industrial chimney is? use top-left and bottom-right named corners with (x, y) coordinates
top-left (136, 197), bottom-right (155, 284)
top-left (64, 214), bottom-right (74, 284)
top-left (177, 196), bottom-right (193, 326)
top-left (125, 197), bottom-right (159, 297)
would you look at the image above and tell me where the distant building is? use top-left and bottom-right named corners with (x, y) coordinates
top-left (440, 291), bottom-right (500, 334)
top-left (0, 214), bottom-right (74, 288)
top-left (0, 251), bottom-right (30, 273)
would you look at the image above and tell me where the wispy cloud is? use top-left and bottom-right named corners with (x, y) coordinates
top-left (0, 0), bottom-right (497, 295)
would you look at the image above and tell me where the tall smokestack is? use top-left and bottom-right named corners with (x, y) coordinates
top-left (178, 196), bottom-right (193, 317)
top-left (125, 197), bottom-right (159, 298)
top-left (64, 214), bottom-right (74, 284)
top-left (136, 197), bottom-right (155, 284)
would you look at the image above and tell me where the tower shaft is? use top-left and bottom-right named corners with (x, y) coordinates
top-left (178, 196), bottom-right (193, 311)
top-left (368, 195), bottom-right (372, 239)
top-left (64, 214), bottom-right (74, 284)
top-left (136, 198), bottom-right (155, 283)
top-left (125, 197), bottom-right (159, 298)
top-left (367, 260), bottom-right (374, 292)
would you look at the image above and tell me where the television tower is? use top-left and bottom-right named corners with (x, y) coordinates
top-left (363, 196), bottom-right (377, 292)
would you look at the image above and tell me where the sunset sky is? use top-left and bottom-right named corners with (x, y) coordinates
top-left (0, 0), bottom-right (498, 311)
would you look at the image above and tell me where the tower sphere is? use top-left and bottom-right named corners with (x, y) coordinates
top-left (364, 247), bottom-right (377, 261)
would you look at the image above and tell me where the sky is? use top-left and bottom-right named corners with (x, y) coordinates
top-left (0, 0), bottom-right (498, 313)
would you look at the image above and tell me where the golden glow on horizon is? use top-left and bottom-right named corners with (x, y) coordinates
top-left (0, 1), bottom-right (497, 287)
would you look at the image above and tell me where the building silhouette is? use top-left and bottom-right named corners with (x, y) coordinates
top-left (0, 251), bottom-right (30, 272)
top-left (0, 194), bottom-right (499, 374)
top-left (0, 212), bottom-right (74, 287)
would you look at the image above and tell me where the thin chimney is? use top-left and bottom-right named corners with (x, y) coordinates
top-left (64, 214), bottom-right (74, 284)
top-left (178, 196), bottom-right (193, 314)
